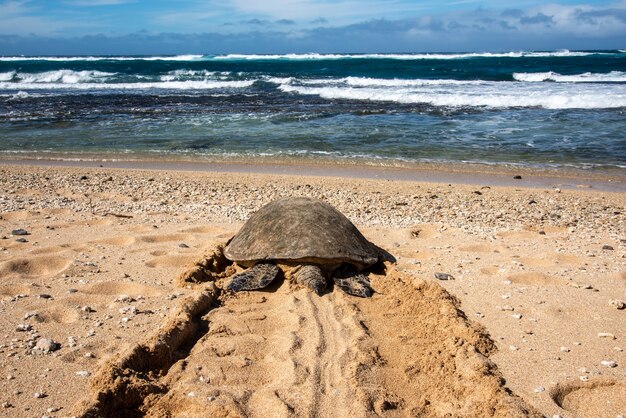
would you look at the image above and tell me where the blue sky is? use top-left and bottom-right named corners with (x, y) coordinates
top-left (0, 0), bottom-right (625, 54)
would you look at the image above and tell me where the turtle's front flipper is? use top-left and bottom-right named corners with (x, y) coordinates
top-left (333, 266), bottom-right (373, 298)
top-left (226, 263), bottom-right (280, 292)
top-left (293, 265), bottom-right (326, 295)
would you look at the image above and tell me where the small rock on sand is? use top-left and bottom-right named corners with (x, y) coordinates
top-left (35, 338), bottom-right (60, 353)
top-left (600, 360), bottom-right (617, 367)
top-left (434, 272), bottom-right (455, 280)
top-left (11, 229), bottom-right (29, 236)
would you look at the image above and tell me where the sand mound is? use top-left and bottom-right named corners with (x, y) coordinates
top-left (72, 246), bottom-right (539, 417)
top-left (0, 256), bottom-right (72, 278)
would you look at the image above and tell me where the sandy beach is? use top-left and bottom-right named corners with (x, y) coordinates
top-left (0, 162), bottom-right (624, 417)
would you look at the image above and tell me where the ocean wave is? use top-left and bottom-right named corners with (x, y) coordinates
top-left (13, 70), bottom-right (116, 84)
top-left (0, 55), bottom-right (205, 62)
top-left (213, 50), bottom-right (606, 60)
top-left (0, 79), bottom-right (255, 90)
top-left (278, 82), bottom-right (626, 109)
top-left (160, 69), bottom-right (230, 82)
top-left (294, 77), bottom-right (488, 87)
top-left (513, 71), bottom-right (626, 83)
top-left (0, 71), bottom-right (16, 82)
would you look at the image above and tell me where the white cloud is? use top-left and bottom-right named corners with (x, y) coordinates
top-left (66, 0), bottom-right (136, 5)
top-left (0, 0), bottom-right (96, 35)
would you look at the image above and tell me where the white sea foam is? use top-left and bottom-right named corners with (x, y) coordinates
top-left (160, 70), bottom-right (221, 81)
top-left (213, 50), bottom-right (605, 60)
top-left (0, 71), bottom-right (16, 81)
top-left (513, 71), bottom-right (626, 83)
top-left (0, 55), bottom-right (204, 62)
top-left (278, 81), bottom-right (626, 109)
top-left (0, 79), bottom-right (255, 90)
top-left (14, 70), bottom-right (116, 84)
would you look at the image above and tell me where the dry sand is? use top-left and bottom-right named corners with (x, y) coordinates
top-left (0, 163), bottom-right (624, 417)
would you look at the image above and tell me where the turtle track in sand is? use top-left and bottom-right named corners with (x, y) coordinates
top-left (71, 255), bottom-right (540, 417)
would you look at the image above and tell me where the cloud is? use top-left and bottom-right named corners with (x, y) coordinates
top-left (64, 0), bottom-right (136, 5)
top-left (520, 12), bottom-right (554, 25)
top-left (0, 1), bottom-right (625, 53)
top-left (0, 0), bottom-right (92, 35)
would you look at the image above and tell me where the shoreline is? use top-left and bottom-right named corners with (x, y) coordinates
top-left (2, 156), bottom-right (625, 193)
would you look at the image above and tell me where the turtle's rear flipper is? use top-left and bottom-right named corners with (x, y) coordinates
top-left (293, 265), bottom-right (326, 295)
top-left (226, 263), bottom-right (280, 292)
top-left (333, 265), bottom-right (373, 297)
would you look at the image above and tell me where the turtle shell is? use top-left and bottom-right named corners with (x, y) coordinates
top-left (224, 197), bottom-right (378, 269)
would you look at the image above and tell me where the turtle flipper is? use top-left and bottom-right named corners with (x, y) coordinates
top-left (333, 266), bottom-right (373, 297)
top-left (226, 263), bottom-right (280, 292)
top-left (293, 265), bottom-right (326, 295)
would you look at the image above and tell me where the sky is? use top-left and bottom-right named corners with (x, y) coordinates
top-left (0, 0), bottom-right (625, 54)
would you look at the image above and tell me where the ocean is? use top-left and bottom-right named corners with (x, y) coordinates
top-left (1, 50), bottom-right (625, 170)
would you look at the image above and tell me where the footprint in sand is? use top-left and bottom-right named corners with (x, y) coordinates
top-left (145, 255), bottom-right (198, 268)
top-left (137, 233), bottom-right (191, 243)
top-left (181, 225), bottom-right (229, 234)
top-left (0, 283), bottom-right (32, 296)
top-left (82, 281), bottom-right (163, 297)
top-left (459, 243), bottom-right (506, 253)
top-left (38, 307), bottom-right (81, 324)
top-left (507, 272), bottom-right (566, 286)
top-left (550, 379), bottom-right (625, 418)
top-left (0, 256), bottom-right (72, 279)
top-left (93, 236), bottom-right (136, 246)
top-left (1, 210), bottom-right (31, 221)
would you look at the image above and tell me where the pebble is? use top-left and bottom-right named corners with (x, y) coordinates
top-left (115, 295), bottom-right (135, 303)
top-left (434, 272), bottom-right (454, 280)
top-left (47, 407), bottom-right (61, 413)
top-left (76, 370), bottom-right (91, 377)
top-left (67, 288), bottom-right (78, 294)
top-left (11, 229), bottom-right (29, 236)
top-left (509, 345), bottom-right (519, 351)
top-left (16, 324), bottom-right (32, 332)
top-left (178, 243), bottom-right (189, 248)
top-left (608, 299), bottom-right (625, 310)
top-left (533, 386), bottom-right (545, 393)
top-left (84, 352), bottom-right (95, 358)
top-left (119, 306), bottom-right (138, 315)
top-left (67, 336), bottom-right (77, 347)
top-left (579, 375), bottom-right (589, 382)
top-left (560, 347), bottom-right (570, 352)
top-left (38, 294), bottom-right (52, 299)
top-left (23, 312), bottom-right (38, 320)
top-left (81, 306), bottom-right (95, 313)
top-left (33, 392), bottom-right (47, 399)
top-left (601, 245), bottom-right (614, 250)
top-left (601, 360), bottom-right (617, 368)
top-left (511, 313), bottom-right (523, 319)
top-left (2, 402), bottom-right (11, 408)
top-left (597, 332), bottom-right (616, 339)
top-left (35, 338), bottom-right (60, 353)
top-left (15, 238), bottom-right (28, 243)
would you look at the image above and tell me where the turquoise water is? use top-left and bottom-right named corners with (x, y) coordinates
top-left (1, 50), bottom-right (625, 169)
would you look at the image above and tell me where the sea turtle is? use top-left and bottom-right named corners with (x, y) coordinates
top-left (223, 197), bottom-right (380, 297)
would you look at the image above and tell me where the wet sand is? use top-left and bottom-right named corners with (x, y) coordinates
top-left (0, 163), bottom-right (624, 417)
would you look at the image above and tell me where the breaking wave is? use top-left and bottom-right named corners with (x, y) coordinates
top-left (0, 55), bottom-right (204, 62)
top-left (513, 71), bottom-right (626, 83)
